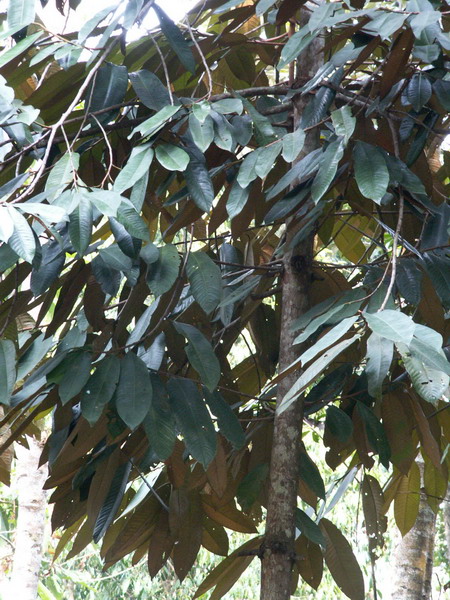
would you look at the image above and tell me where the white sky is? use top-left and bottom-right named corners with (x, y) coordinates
top-left (38, 0), bottom-right (198, 34)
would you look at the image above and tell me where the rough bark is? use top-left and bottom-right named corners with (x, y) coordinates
top-left (8, 436), bottom-right (48, 600)
top-left (260, 11), bottom-right (324, 600)
top-left (391, 471), bottom-right (436, 600)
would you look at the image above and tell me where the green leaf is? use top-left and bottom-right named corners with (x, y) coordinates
top-left (0, 31), bottom-right (43, 67)
top-left (143, 373), bottom-right (176, 460)
top-left (99, 244), bottom-right (133, 272)
top-left (45, 152), bottom-right (80, 201)
top-left (357, 403), bottom-right (391, 468)
top-left (116, 204), bottom-right (150, 241)
top-left (409, 337), bottom-right (450, 377)
top-left (186, 251), bottom-right (222, 314)
top-left (184, 145), bottom-right (215, 212)
top-left (7, 0), bottom-right (36, 31)
top-left (423, 251), bottom-right (450, 310)
top-left (237, 151), bottom-right (259, 188)
top-left (59, 351), bottom-right (92, 405)
top-left (15, 202), bottom-right (68, 224)
top-left (280, 334), bottom-right (361, 413)
top-left (189, 113), bottom-right (215, 153)
top-left (299, 453), bottom-right (325, 499)
top-left (211, 111), bottom-right (235, 151)
top-left (129, 70), bottom-right (172, 111)
top-left (278, 27), bottom-right (317, 70)
top-left (406, 73), bottom-right (432, 111)
top-left (353, 141), bottom-right (389, 203)
top-left (203, 389), bottom-right (245, 450)
top-left (212, 98), bottom-right (243, 115)
top-left (85, 189), bottom-right (123, 217)
top-left (152, 4), bottom-right (196, 74)
top-left (173, 322), bottom-right (220, 391)
top-left (281, 129), bottom-right (305, 163)
top-left (155, 143), bottom-right (190, 171)
top-left (131, 104), bottom-right (180, 138)
top-left (296, 509), bottom-right (326, 547)
top-left (311, 139), bottom-right (344, 203)
top-left (115, 352), bottom-right (152, 430)
top-left (81, 356), bottom-right (120, 426)
top-left (331, 106), bottom-right (356, 143)
top-left (254, 142), bottom-right (282, 179)
top-left (365, 333), bottom-right (393, 399)
top-left (167, 378), bottom-right (217, 468)
top-left (87, 62), bottom-right (128, 123)
top-left (192, 101), bottom-right (211, 122)
top-left (320, 519), bottom-right (365, 600)
top-left (7, 206), bottom-right (36, 263)
top-left (364, 310), bottom-right (415, 344)
top-left (237, 463), bottom-right (269, 510)
top-left (299, 316), bottom-right (359, 367)
top-left (114, 144), bottom-right (154, 195)
top-left (397, 342), bottom-right (449, 404)
top-left (69, 195), bottom-right (93, 256)
top-left (227, 180), bottom-right (250, 220)
top-left (325, 406), bottom-right (353, 443)
top-left (240, 97), bottom-right (276, 146)
top-left (433, 80), bottom-right (450, 111)
top-left (146, 244), bottom-right (180, 296)
top-left (0, 340), bottom-right (16, 405)
top-left (78, 5), bottom-right (116, 44)
top-left (396, 259), bottom-right (422, 305)
top-left (0, 206), bottom-right (14, 243)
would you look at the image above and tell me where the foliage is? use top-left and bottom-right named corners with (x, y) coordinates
top-left (0, 0), bottom-right (450, 598)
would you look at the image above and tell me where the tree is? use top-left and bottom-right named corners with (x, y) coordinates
top-left (0, 0), bottom-right (449, 599)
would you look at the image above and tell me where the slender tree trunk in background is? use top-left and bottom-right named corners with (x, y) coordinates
top-left (391, 470), bottom-right (436, 600)
top-left (260, 8), bottom-right (324, 600)
top-left (443, 486), bottom-right (450, 561)
top-left (8, 436), bottom-right (47, 600)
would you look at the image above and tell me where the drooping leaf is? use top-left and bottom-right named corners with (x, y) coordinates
top-left (173, 322), bottom-right (220, 391)
top-left (364, 310), bottom-right (415, 344)
top-left (129, 70), bottom-right (172, 111)
top-left (87, 62), bottom-right (128, 123)
top-left (203, 389), bottom-right (245, 450)
top-left (365, 333), bottom-right (394, 398)
top-left (353, 141), bottom-right (389, 203)
top-left (69, 195), bottom-right (93, 256)
top-left (146, 244), bottom-right (180, 297)
top-left (81, 356), bottom-right (121, 426)
top-left (405, 72), bottom-right (432, 111)
top-left (0, 340), bottom-right (16, 405)
top-left (152, 4), bottom-right (196, 73)
top-left (113, 144), bottom-right (154, 195)
top-left (184, 144), bottom-right (215, 212)
top-left (325, 406), bottom-right (353, 443)
top-left (167, 378), bottom-right (217, 468)
top-left (155, 143), bottom-right (190, 171)
top-left (115, 352), bottom-right (153, 430)
top-left (143, 373), bottom-right (176, 461)
top-left (59, 351), bottom-right (92, 405)
top-left (186, 251), bottom-right (222, 314)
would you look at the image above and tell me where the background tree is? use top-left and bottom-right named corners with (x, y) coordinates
top-left (0, 0), bottom-right (449, 599)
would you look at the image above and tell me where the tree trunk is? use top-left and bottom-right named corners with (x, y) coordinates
top-left (8, 436), bottom-right (48, 600)
top-left (391, 472), bottom-right (436, 600)
top-left (443, 485), bottom-right (450, 561)
top-left (260, 10), bottom-right (324, 600)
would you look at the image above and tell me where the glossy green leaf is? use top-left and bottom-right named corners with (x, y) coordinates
top-left (184, 145), bottom-right (215, 212)
top-left (174, 322), bottom-right (220, 391)
top-left (353, 141), bottom-right (389, 203)
top-left (254, 142), bottom-right (282, 179)
top-left (325, 406), bottom-right (353, 443)
top-left (131, 104), bottom-right (180, 138)
top-left (311, 139), bottom-right (344, 203)
top-left (7, 206), bottom-right (36, 263)
top-left (59, 351), bottom-right (92, 405)
top-left (0, 340), bottom-right (16, 405)
top-left (87, 62), bottom-right (128, 123)
top-left (278, 27), bottom-right (316, 69)
top-left (114, 144), bottom-right (154, 195)
top-left (189, 113), bottom-right (215, 153)
top-left (365, 310), bottom-right (415, 344)
top-left (237, 151), bottom-right (259, 188)
top-left (69, 195), bottom-right (93, 256)
top-left (280, 334), bottom-right (361, 413)
top-left (7, 0), bottom-right (36, 32)
top-left (155, 143), bottom-right (190, 171)
top-left (331, 106), bottom-right (356, 143)
top-left (81, 356), bottom-right (121, 426)
top-left (115, 352), bottom-right (152, 430)
top-left (93, 461), bottom-right (131, 543)
top-left (299, 453), bottom-right (325, 499)
top-left (152, 4), bottom-right (196, 73)
top-left (203, 389), bottom-right (245, 450)
top-left (299, 316), bottom-right (359, 367)
top-left (406, 73), bottom-right (432, 111)
top-left (281, 129), bottom-right (305, 163)
top-left (167, 378), bottom-right (217, 468)
top-left (296, 509), bottom-right (326, 547)
top-left (186, 251), bottom-right (222, 314)
top-left (227, 180), bottom-right (250, 220)
top-left (0, 206), bottom-right (14, 243)
top-left (129, 70), bottom-right (172, 111)
top-left (146, 244), bottom-right (180, 296)
top-left (143, 373), bottom-right (176, 461)
top-left (365, 333), bottom-right (393, 398)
